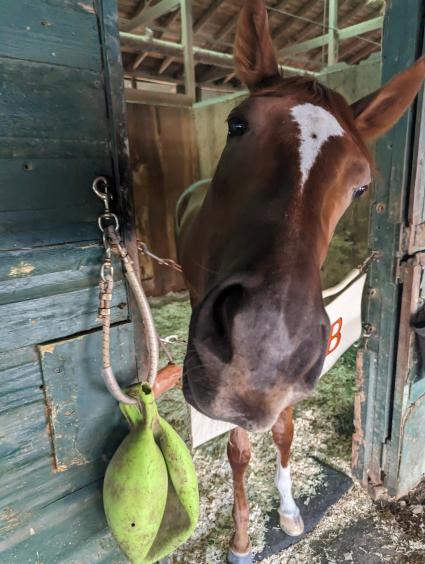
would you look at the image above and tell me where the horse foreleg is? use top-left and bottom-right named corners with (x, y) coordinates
top-left (227, 427), bottom-right (252, 564)
top-left (272, 406), bottom-right (304, 536)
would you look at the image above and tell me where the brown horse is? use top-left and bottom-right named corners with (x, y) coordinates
top-left (176, 0), bottom-right (425, 561)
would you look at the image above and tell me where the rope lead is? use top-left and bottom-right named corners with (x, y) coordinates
top-left (93, 176), bottom-right (159, 405)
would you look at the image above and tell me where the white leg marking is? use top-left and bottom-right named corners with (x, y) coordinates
top-left (290, 103), bottom-right (344, 190)
top-left (275, 457), bottom-right (305, 536)
top-left (274, 458), bottom-right (298, 517)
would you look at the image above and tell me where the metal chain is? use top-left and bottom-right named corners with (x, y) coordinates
top-left (138, 241), bottom-right (183, 273)
top-left (93, 176), bottom-right (160, 405)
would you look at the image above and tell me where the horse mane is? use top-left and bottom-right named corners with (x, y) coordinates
top-left (252, 75), bottom-right (374, 171)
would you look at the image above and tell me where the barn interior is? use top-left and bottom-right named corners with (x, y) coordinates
top-left (1, 1), bottom-right (425, 563)
top-left (116, 1), bottom-right (425, 562)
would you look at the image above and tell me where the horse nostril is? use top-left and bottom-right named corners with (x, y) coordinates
top-left (212, 283), bottom-right (245, 340)
top-left (196, 282), bottom-right (247, 363)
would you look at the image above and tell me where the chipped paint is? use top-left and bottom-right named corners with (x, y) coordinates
top-left (8, 262), bottom-right (35, 277)
top-left (38, 333), bottom-right (86, 358)
top-left (78, 2), bottom-right (96, 14)
top-left (38, 343), bottom-right (57, 356)
top-left (79, 242), bottom-right (99, 250)
top-left (352, 351), bottom-right (365, 468)
top-left (1, 507), bottom-right (21, 532)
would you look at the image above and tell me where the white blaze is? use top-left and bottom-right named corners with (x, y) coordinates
top-left (275, 460), bottom-right (298, 516)
top-left (290, 102), bottom-right (344, 190)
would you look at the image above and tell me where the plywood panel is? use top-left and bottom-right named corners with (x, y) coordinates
top-left (40, 324), bottom-right (135, 470)
top-left (127, 102), bottom-right (199, 295)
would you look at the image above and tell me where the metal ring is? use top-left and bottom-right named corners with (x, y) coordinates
top-left (102, 232), bottom-right (112, 252)
top-left (98, 212), bottom-right (119, 233)
top-left (92, 176), bottom-right (110, 201)
top-left (100, 263), bottom-right (114, 281)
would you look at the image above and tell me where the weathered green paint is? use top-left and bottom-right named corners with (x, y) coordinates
top-left (0, 161), bottom-right (111, 249)
top-left (0, 58), bottom-right (108, 140)
top-left (0, 0), bottom-right (139, 561)
top-left (0, 244), bottom-right (126, 353)
top-left (0, 0), bottom-right (101, 70)
top-left (40, 324), bottom-right (136, 470)
top-left (353, 0), bottom-right (425, 498)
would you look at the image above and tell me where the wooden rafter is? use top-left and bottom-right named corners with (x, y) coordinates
top-left (347, 38), bottom-right (381, 65)
top-left (273, 0), bottom-right (318, 47)
top-left (121, 0), bottom-right (180, 32)
top-left (119, 0), bottom-right (383, 96)
top-left (279, 16), bottom-right (382, 57)
top-left (158, 0), bottom-right (225, 75)
top-left (328, 0), bottom-right (338, 65)
top-left (181, 0), bottom-right (195, 100)
top-left (198, 66), bottom-right (232, 83)
top-left (132, 51), bottom-right (149, 69)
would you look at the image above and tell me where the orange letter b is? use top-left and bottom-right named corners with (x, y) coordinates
top-left (326, 317), bottom-right (343, 355)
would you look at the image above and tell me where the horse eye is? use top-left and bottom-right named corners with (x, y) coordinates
top-left (354, 185), bottom-right (368, 198)
top-left (227, 117), bottom-right (248, 137)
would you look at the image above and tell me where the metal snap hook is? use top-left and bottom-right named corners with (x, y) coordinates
top-left (92, 176), bottom-right (110, 199)
top-left (98, 212), bottom-right (119, 233)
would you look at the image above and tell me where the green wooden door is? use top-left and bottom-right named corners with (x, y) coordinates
top-left (0, 1), bottom-right (141, 560)
top-left (353, 0), bottom-right (425, 499)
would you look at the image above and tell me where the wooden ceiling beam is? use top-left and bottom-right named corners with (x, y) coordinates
top-left (132, 52), bottom-right (149, 70)
top-left (198, 66), bottom-right (232, 84)
top-left (121, 0), bottom-right (180, 32)
top-left (158, 0), bottom-right (226, 76)
top-left (273, 0), bottom-right (318, 47)
top-left (124, 69), bottom-right (182, 85)
top-left (194, 0), bottom-right (226, 35)
top-left (279, 16), bottom-right (382, 57)
top-left (346, 42), bottom-right (380, 65)
top-left (223, 71), bottom-right (236, 84)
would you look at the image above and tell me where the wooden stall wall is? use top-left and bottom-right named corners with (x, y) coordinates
top-left (127, 103), bottom-right (199, 295)
top-left (0, 1), bottom-right (141, 561)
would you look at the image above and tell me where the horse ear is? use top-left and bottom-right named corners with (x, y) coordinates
top-left (234, 0), bottom-right (279, 90)
top-left (351, 56), bottom-right (425, 141)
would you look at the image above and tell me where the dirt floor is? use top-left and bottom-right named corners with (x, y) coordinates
top-left (150, 294), bottom-right (425, 564)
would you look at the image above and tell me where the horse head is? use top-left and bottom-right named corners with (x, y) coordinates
top-left (178, 0), bottom-right (425, 432)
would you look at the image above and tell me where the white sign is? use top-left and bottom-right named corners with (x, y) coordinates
top-left (190, 273), bottom-right (367, 448)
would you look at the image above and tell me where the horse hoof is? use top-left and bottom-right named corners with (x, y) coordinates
top-left (227, 548), bottom-right (253, 564)
top-left (279, 509), bottom-right (305, 536)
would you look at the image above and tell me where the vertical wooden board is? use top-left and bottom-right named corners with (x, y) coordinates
top-left (0, 58), bottom-right (108, 141)
top-left (358, 0), bottom-right (425, 494)
top-left (97, 0), bottom-right (133, 229)
top-left (0, 0), bottom-right (100, 70)
top-left (158, 105), bottom-right (200, 285)
top-left (97, 0), bottom-right (147, 381)
top-left (352, 349), bottom-right (378, 486)
top-left (0, 347), bottom-right (115, 552)
top-left (127, 103), bottom-right (199, 295)
top-left (0, 347), bottom-right (43, 412)
top-left (39, 324), bottom-right (136, 470)
top-left (385, 256), bottom-right (425, 493)
top-left (397, 394), bottom-right (425, 496)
